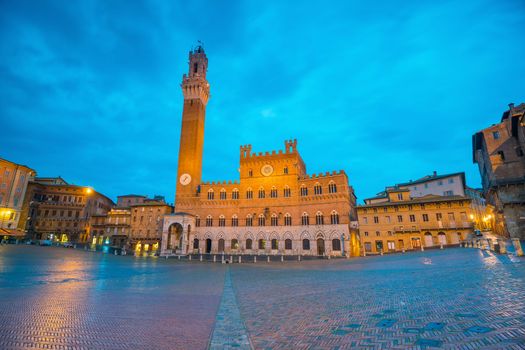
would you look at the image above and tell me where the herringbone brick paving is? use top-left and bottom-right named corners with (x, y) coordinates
top-left (0, 245), bottom-right (524, 349)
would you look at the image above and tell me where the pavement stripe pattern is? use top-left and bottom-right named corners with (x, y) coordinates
top-left (209, 266), bottom-right (253, 350)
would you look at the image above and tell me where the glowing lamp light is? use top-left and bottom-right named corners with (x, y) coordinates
top-left (469, 214), bottom-right (474, 220)
top-left (85, 188), bottom-right (93, 194)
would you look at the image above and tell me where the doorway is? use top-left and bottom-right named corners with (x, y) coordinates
top-left (205, 238), bottom-right (212, 253)
top-left (317, 238), bottom-right (325, 256)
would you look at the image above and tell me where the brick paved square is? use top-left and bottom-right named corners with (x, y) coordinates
top-left (1, 245), bottom-right (524, 349)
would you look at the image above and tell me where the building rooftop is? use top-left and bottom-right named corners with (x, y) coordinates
top-left (358, 194), bottom-right (470, 208)
top-left (394, 172), bottom-right (465, 187)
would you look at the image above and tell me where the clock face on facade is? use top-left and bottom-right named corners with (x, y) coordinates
top-left (261, 164), bottom-right (274, 177)
top-left (179, 173), bottom-right (192, 185)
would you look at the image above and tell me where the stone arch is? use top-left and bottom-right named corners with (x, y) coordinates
top-left (168, 222), bottom-right (183, 249)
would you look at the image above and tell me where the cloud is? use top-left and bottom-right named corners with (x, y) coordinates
top-left (1, 0), bottom-right (524, 203)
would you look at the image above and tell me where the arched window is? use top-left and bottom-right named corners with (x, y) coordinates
top-left (220, 188), bottom-right (227, 200)
top-left (270, 187), bottom-right (278, 198)
top-left (231, 239), bottom-right (239, 250)
top-left (193, 238), bottom-right (199, 249)
top-left (258, 239), bottom-right (266, 249)
top-left (207, 189), bottom-right (214, 200)
top-left (231, 214), bottom-right (238, 227)
top-left (218, 238), bottom-right (225, 252)
top-left (219, 215), bottom-right (226, 227)
top-left (284, 213), bottom-right (292, 226)
top-left (314, 183), bottom-right (322, 195)
top-left (332, 239), bottom-right (341, 251)
top-left (246, 188), bottom-right (253, 199)
top-left (285, 239), bottom-right (292, 250)
top-left (246, 238), bottom-right (253, 250)
top-left (328, 181), bottom-right (337, 193)
top-left (206, 215), bottom-right (213, 227)
top-left (316, 212), bottom-right (324, 225)
top-left (232, 188), bottom-right (239, 200)
top-left (271, 213), bottom-right (278, 226)
top-left (301, 212), bottom-right (309, 226)
top-left (195, 216), bottom-right (201, 227)
top-left (245, 214), bottom-right (253, 227)
top-left (330, 210), bottom-right (340, 224)
top-left (258, 187), bottom-right (265, 199)
top-left (283, 185), bottom-right (291, 197)
top-left (271, 239), bottom-right (278, 250)
top-left (302, 239), bottom-right (310, 250)
top-left (300, 184), bottom-right (308, 196)
top-left (258, 214), bottom-right (266, 226)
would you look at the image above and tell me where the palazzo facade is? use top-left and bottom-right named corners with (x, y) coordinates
top-left (162, 46), bottom-right (358, 257)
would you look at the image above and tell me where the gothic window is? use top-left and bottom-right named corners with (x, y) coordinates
top-left (245, 215), bottom-right (253, 226)
top-left (330, 210), bottom-right (340, 224)
top-left (316, 212), bottom-right (324, 225)
top-left (300, 185), bottom-right (308, 196)
top-left (231, 239), bottom-right (239, 250)
top-left (193, 238), bottom-right (199, 249)
top-left (302, 239), bottom-right (310, 250)
top-left (220, 189), bottom-right (226, 200)
top-left (283, 166), bottom-right (288, 174)
top-left (258, 188), bottom-right (265, 199)
top-left (314, 183), bottom-right (322, 195)
top-left (283, 185), bottom-right (291, 197)
top-left (332, 239), bottom-right (341, 251)
top-left (328, 181), bottom-right (337, 193)
top-left (232, 188), bottom-right (239, 199)
top-left (301, 212), bottom-right (309, 226)
top-left (231, 215), bottom-right (238, 227)
top-left (258, 214), bottom-right (266, 226)
top-left (195, 216), bottom-right (200, 227)
top-left (219, 215), bottom-right (226, 227)
top-left (246, 239), bottom-right (253, 250)
top-left (206, 215), bottom-right (213, 227)
top-left (271, 214), bottom-right (278, 226)
top-left (207, 189), bottom-right (214, 200)
top-left (246, 188), bottom-right (253, 199)
top-left (270, 187), bottom-right (278, 198)
top-left (248, 169), bottom-right (253, 177)
top-left (285, 239), bottom-right (292, 250)
top-left (258, 239), bottom-right (266, 249)
top-left (271, 239), bottom-right (278, 250)
top-left (284, 213), bottom-right (292, 226)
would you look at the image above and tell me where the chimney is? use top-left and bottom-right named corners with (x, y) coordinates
top-left (509, 103), bottom-right (514, 110)
top-left (433, 171), bottom-right (437, 177)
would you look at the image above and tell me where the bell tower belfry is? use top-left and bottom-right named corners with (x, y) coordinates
top-left (175, 45), bottom-right (210, 203)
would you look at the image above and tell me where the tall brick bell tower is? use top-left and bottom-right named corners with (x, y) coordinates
top-left (175, 45), bottom-right (210, 207)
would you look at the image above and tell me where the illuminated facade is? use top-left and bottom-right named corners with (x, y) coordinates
top-left (162, 46), bottom-right (358, 257)
top-left (0, 157), bottom-right (35, 238)
top-left (357, 188), bottom-right (474, 255)
top-left (21, 177), bottom-right (114, 242)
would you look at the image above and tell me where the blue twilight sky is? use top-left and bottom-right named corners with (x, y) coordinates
top-left (1, 0), bottom-right (524, 204)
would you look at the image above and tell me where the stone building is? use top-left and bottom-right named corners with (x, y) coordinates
top-left (130, 198), bottom-right (172, 255)
top-left (473, 103), bottom-right (525, 238)
top-left (21, 177), bottom-right (114, 243)
top-left (371, 171), bottom-right (491, 234)
top-left (162, 46), bottom-right (358, 257)
top-left (0, 157), bottom-right (35, 239)
top-left (357, 188), bottom-right (474, 255)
